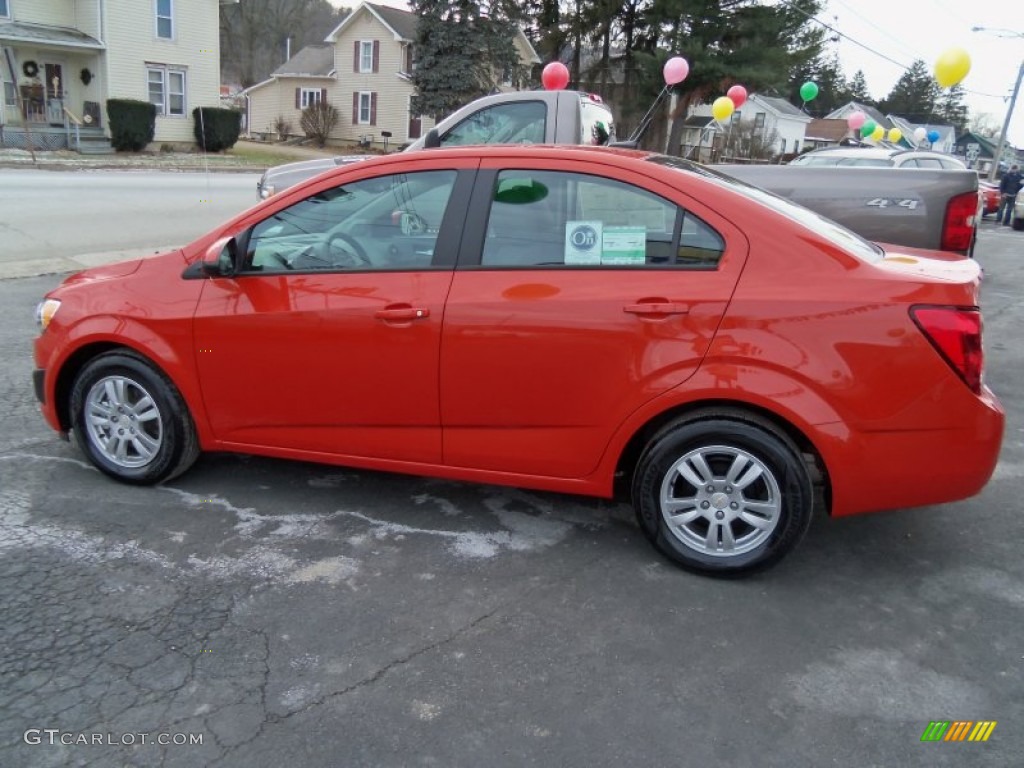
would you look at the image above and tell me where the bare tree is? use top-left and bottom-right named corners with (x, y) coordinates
top-left (720, 120), bottom-right (782, 162)
top-left (970, 113), bottom-right (1000, 138)
top-left (221, 0), bottom-right (348, 87)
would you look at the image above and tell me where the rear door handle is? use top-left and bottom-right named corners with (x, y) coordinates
top-left (623, 302), bottom-right (690, 316)
top-left (374, 306), bottom-right (430, 322)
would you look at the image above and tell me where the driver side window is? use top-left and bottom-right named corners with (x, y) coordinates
top-left (243, 170), bottom-right (458, 273)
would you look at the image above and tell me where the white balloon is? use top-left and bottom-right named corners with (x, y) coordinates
top-left (913, 127), bottom-right (927, 142)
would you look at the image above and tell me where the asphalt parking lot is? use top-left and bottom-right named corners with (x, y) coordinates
top-left (1, 222), bottom-right (1022, 767)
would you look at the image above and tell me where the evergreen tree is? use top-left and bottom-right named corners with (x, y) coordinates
top-left (639, 0), bottom-right (824, 153)
top-left (410, 0), bottom-right (527, 118)
top-left (846, 70), bottom-right (873, 104)
top-left (220, 0), bottom-right (347, 87)
top-left (878, 59), bottom-right (939, 124)
top-left (790, 52), bottom-right (848, 115)
top-left (936, 83), bottom-right (970, 135)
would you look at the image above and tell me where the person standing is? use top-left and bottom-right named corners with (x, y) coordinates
top-left (999, 164), bottom-right (1022, 226)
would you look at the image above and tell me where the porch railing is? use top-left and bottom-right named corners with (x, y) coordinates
top-left (63, 106), bottom-right (84, 152)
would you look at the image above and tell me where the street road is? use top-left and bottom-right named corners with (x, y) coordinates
top-left (0, 222), bottom-right (1021, 767)
top-left (0, 169), bottom-right (259, 277)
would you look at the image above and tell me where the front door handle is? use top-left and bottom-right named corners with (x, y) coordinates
top-left (374, 305), bottom-right (430, 322)
top-left (623, 301), bottom-right (690, 316)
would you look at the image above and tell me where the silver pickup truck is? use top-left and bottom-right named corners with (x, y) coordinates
top-left (255, 91), bottom-right (979, 255)
top-left (719, 164), bottom-right (979, 255)
top-left (256, 90), bottom-right (615, 199)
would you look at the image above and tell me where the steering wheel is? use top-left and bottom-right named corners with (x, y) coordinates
top-left (326, 232), bottom-right (371, 267)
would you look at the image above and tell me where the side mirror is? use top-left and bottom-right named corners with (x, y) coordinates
top-left (423, 128), bottom-right (441, 149)
top-left (201, 236), bottom-right (238, 277)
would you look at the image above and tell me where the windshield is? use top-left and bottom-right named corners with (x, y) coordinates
top-left (647, 155), bottom-right (883, 262)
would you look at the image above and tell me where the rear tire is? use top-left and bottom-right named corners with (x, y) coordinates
top-left (70, 351), bottom-right (199, 485)
top-left (632, 412), bottom-right (813, 576)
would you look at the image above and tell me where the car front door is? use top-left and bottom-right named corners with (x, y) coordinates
top-left (439, 159), bottom-right (748, 478)
top-left (193, 161), bottom-right (475, 463)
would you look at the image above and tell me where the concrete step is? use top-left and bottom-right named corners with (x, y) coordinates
top-left (77, 138), bottom-right (114, 155)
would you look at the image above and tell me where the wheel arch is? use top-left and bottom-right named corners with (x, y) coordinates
top-left (52, 341), bottom-right (201, 441)
top-left (613, 399), bottom-right (831, 514)
top-left (53, 341), bottom-right (124, 431)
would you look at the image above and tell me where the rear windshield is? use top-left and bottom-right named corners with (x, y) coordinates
top-left (647, 155), bottom-right (883, 262)
top-left (580, 99), bottom-right (615, 146)
top-left (791, 155), bottom-right (891, 167)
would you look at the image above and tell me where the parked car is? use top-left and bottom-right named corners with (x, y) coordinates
top-left (790, 146), bottom-right (967, 169)
top-left (1013, 193), bottom-right (1024, 230)
top-left (979, 180), bottom-right (1001, 217)
top-left (32, 146), bottom-right (1004, 576)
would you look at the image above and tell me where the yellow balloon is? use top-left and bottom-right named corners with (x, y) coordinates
top-left (712, 96), bottom-right (735, 122)
top-left (888, 128), bottom-right (903, 143)
top-left (934, 47), bottom-right (971, 88)
top-left (872, 125), bottom-right (885, 141)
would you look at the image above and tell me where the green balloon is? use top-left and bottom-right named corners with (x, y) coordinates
top-left (860, 120), bottom-right (876, 137)
top-left (799, 81), bottom-right (819, 101)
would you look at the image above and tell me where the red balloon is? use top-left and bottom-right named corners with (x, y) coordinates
top-left (541, 62), bottom-right (570, 91)
top-left (727, 85), bottom-right (747, 108)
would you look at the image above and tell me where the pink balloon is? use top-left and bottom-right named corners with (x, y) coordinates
top-left (541, 62), bottom-right (570, 91)
top-left (726, 85), bottom-right (747, 108)
top-left (847, 111), bottom-right (866, 130)
top-left (663, 57), bottom-right (690, 86)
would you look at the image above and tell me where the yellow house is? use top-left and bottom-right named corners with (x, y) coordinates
top-left (0, 0), bottom-right (227, 151)
top-left (244, 1), bottom-right (540, 150)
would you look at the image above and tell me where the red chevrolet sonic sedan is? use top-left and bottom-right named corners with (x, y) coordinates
top-left (32, 146), bottom-right (1004, 575)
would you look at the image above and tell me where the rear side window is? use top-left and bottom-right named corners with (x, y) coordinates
top-left (480, 170), bottom-right (724, 268)
top-left (441, 101), bottom-right (546, 147)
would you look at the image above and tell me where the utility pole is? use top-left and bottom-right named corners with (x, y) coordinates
top-left (971, 27), bottom-right (1023, 181)
top-left (989, 59), bottom-right (1024, 181)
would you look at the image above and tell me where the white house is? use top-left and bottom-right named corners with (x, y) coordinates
top-left (244, 1), bottom-right (540, 150)
top-left (0, 0), bottom-right (226, 150)
top-left (683, 93), bottom-right (812, 160)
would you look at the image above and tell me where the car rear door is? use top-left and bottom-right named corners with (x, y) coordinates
top-left (439, 156), bottom-right (748, 479)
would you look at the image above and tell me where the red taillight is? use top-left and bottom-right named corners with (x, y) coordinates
top-left (910, 305), bottom-right (983, 394)
top-left (941, 191), bottom-right (978, 253)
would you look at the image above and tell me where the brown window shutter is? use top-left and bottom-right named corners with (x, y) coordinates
top-left (372, 41), bottom-right (379, 73)
top-left (321, 88), bottom-right (327, 103)
top-left (353, 41), bottom-right (359, 72)
top-left (353, 92), bottom-right (359, 123)
top-left (295, 88), bottom-right (301, 109)
top-left (370, 92), bottom-right (377, 125)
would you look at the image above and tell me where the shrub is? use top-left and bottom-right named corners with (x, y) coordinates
top-left (273, 115), bottom-right (292, 141)
top-left (106, 99), bottom-right (156, 152)
top-left (193, 107), bottom-right (242, 152)
top-left (300, 102), bottom-right (339, 147)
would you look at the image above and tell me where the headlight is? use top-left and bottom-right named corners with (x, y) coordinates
top-left (35, 298), bottom-right (61, 331)
top-left (258, 182), bottom-right (275, 199)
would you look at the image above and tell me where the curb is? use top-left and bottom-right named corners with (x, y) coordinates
top-left (0, 161), bottom-right (264, 174)
top-left (0, 246), bottom-right (180, 282)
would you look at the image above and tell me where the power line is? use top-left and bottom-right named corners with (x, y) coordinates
top-left (776, 0), bottom-right (1010, 101)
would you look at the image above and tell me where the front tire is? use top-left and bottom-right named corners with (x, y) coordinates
top-left (70, 351), bottom-right (199, 484)
top-left (632, 413), bottom-right (813, 576)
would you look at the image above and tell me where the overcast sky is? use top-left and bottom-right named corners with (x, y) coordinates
top-left (821, 0), bottom-right (1022, 146)
top-left (355, 0), bottom-right (1023, 147)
